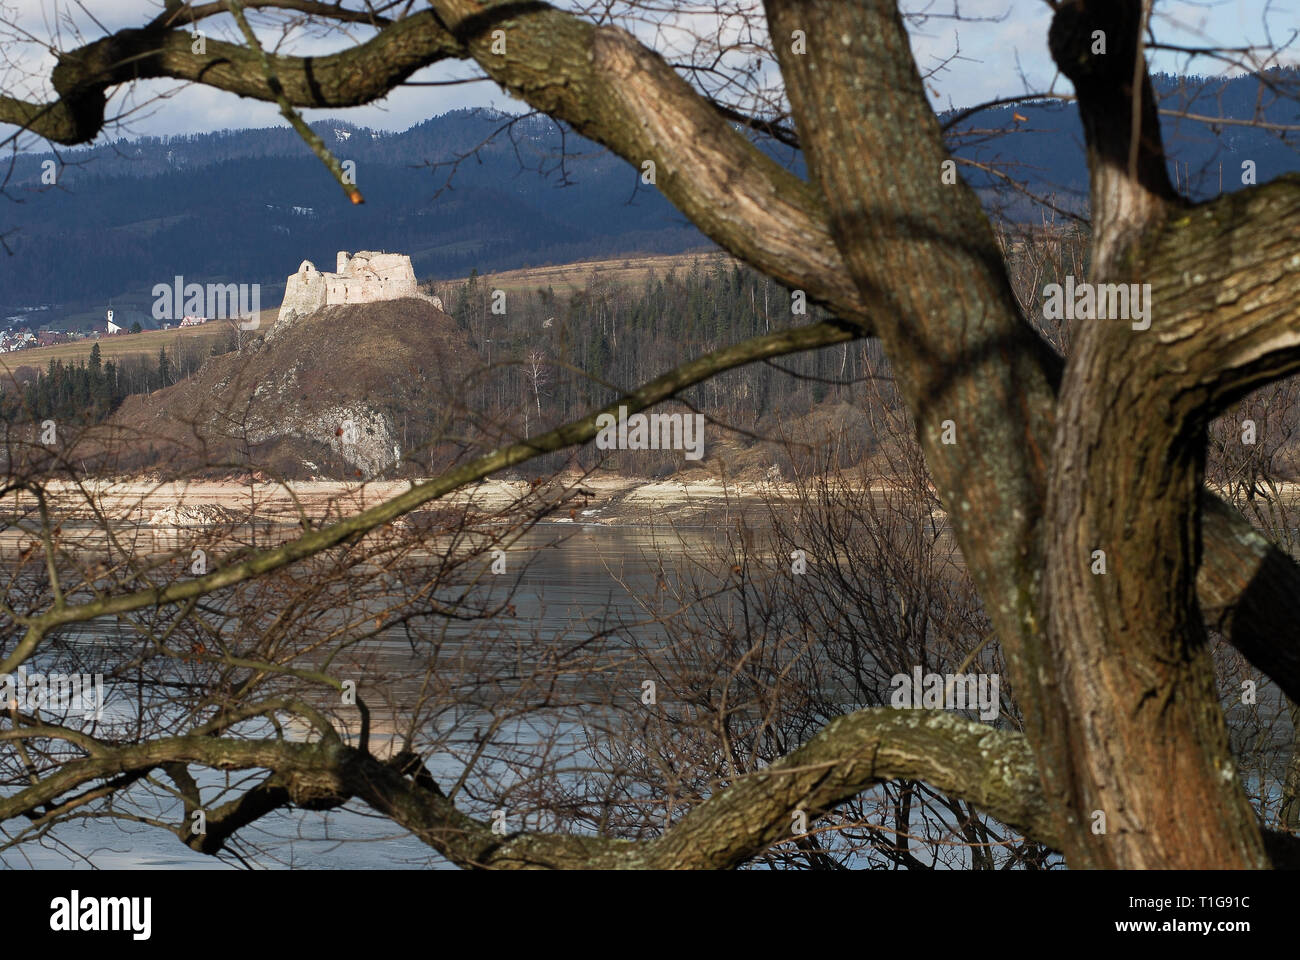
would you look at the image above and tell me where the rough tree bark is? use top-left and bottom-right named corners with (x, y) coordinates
top-left (1036, 2), bottom-right (1300, 868)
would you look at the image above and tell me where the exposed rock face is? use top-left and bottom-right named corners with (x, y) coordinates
top-left (148, 504), bottom-right (246, 526)
top-left (273, 250), bottom-right (432, 337)
top-left (241, 400), bottom-right (399, 478)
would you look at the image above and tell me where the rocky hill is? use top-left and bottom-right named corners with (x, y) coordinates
top-left (111, 298), bottom-right (474, 480)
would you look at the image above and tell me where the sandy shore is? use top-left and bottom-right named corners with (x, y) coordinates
top-left (15, 474), bottom-right (803, 528)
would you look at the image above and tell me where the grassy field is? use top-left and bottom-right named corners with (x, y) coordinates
top-left (432, 250), bottom-right (734, 296)
top-left (0, 315), bottom-right (267, 371)
top-left (4, 251), bottom-right (726, 370)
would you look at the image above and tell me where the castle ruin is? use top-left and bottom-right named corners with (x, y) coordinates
top-left (274, 250), bottom-right (432, 333)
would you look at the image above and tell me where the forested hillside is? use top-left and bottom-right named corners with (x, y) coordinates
top-left (2, 68), bottom-right (1297, 325)
top-left (0, 335), bottom-right (237, 425)
top-left (4, 256), bottom-right (887, 479)
top-left (0, 110), bottom-right (706, 319)
top-left (435, 257), bottom-right (878, 479)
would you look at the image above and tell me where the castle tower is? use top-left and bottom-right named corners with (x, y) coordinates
top-left (272, 249), bottom-right (424, 340)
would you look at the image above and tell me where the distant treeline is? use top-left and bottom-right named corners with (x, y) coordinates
top-left (1, 333), bottom-right (238, 424)
top-left (432, 258), bottom-right (889, 476)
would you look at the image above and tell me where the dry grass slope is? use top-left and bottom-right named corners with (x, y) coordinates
top-left (109, 298), bottom-right (471, 479)
top-left (0, 317), bottom-right (261, 370)
top-left (432, 251), bottom-right (733, 296)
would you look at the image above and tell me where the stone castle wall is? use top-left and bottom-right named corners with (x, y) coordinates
top-left (273, 250), bottom-right (424, 335)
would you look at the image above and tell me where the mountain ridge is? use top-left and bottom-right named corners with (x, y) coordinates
top-left (2, 68), bottom-right (1298, 326)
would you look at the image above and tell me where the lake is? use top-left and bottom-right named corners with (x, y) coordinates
top-left (5, 523), bottom-right (739, 869)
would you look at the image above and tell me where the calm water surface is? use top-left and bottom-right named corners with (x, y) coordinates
top-left (7, 524), bottom-right (735, 869)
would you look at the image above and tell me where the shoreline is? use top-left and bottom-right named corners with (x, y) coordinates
top-left (13, 475), bottom-right (818, 529)
top-left (19, 472), bottom-right (1270, 532)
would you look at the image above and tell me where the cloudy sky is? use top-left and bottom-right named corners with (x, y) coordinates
top-left (0, 0), bottom-right (1292, 143)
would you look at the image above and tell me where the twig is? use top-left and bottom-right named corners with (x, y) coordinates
top-left (224, 0), bottom-right (364, 204)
